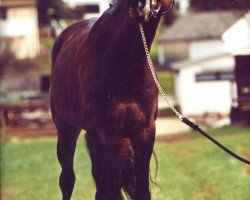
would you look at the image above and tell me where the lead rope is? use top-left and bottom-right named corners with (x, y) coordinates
top-left (139, 23), bottom-right (250, 165)
top-left (138, 23), bottom-right (183, 120)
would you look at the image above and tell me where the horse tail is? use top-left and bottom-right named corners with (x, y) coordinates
top-left (121, 147), bottom-right (136, 200)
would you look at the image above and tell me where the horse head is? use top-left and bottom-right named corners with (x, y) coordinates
top-left (128, 0), bottom-right (175, 21)
top-left (109, 0), bottom-right (174, 21)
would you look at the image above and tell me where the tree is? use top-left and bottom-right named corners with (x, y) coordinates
top-left (190, 0), bottom-right (250, 11)
top-left (37, 0), bottom-right (67, 26)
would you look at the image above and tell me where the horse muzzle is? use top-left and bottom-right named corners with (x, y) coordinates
top-left (129, 0), bottom-right (174, 21)
top-left (144, 0), bottom-right (175, 21)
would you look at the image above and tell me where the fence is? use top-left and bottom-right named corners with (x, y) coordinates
top-left (0, 75), bottom-right (50, 94)
top-left (0, 75), bottom-right (54, 136)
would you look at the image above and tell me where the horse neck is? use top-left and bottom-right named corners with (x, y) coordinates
top-left (144, 16), bottom-right (162, 49)
top-left (87, 1), bottom-right (161, 79)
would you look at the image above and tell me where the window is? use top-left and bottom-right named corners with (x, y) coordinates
top-left (196, 71), bottom-right (235, 82)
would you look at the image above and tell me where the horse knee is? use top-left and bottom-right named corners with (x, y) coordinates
top-left (141, 127), bottom-right (155, 144)
top-left (135, 118), bottom-right (156, 147)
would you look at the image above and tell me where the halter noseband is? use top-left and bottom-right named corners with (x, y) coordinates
top-left (148, 0), bottom-right (175, 20)
top-left (109, 0), bottom-right (175, 21)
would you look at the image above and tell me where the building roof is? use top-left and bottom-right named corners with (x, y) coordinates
top-left (159, 11), bottom-right (243, 42)
top-left (222, 11), bottom-right (250, 55)
top-left (0, 0), bottom-right (36, 7)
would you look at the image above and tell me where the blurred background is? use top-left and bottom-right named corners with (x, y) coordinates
top-left (0, 0), bottom-right (250, 199)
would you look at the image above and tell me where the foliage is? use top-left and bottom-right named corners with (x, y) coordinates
top-left (40, 38), bottom-right (55, 49)
top-left (157, 71), bottom-right (174, 95)
top-left (0, 44), bottom-right (15, 78)
top-left (36, 38), bottom-right (54, 73)
top-left (190, 0), bottom-right (250, 11)
top-left (11, 59), bottom-right (38, 74)
top-left (0, 43), bottom-right (38, 78)
top-left (66, 5), bottom-right (86, 20)
top-left (1, 127), bottom-right (249, 199)
top-left (37, 0), bottom-right (67, 26)
top-left (36, 55), bottom-right (51, 73)
top-left (37, 0), bottom-right (86, 26)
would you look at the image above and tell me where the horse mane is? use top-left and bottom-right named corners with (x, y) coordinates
top-left (88, 0), bottom-right (141, 60)
top-left (87, 0), bottom-right (161, 68)
top-left (83, 0), bottom-right (149, 110)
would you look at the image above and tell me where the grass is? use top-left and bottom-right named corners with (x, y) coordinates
top-left (37, 38), bottom-right (54, 74)
top-left (157, 71), bottom-right (174, 95)
top-left (36, 55), bottom-right (51, 74)
top-left (1, 127), bottom-right (250, 200)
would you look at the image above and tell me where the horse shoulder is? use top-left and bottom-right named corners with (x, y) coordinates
top-left (51, 19), bottom-right (96, 127)
top-left (52, 18), bottom-right (96, 65)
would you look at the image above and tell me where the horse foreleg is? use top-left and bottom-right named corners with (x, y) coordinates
top-left (86, 130), bottom-right (131, 200)
top-left (133, 125), bottom-right (156, 200)
top-left (56, 121), bottom-right (80, 200)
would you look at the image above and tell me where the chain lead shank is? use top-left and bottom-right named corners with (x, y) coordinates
top-left (139, 23), bottom-right (250, 165)
top-left (139, 23), bottom-right (184, 120)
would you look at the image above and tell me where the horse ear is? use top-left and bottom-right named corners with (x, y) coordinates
top-left (138, 0), bottom-right (146, 9)
top-left (130, 0), bottom-right (146, 10)
top-left (151, 0), bottom-right (161, 12)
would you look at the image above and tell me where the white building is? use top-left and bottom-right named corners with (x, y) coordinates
top-left (158, 11), bottom-right (243, 65)
top-left (175, 0), bottom-right (190, 15)
top-left (223, 11), bottom-right (250, 55)
top-left (172, 54), bottom-right (236, 116)
top-left (158, 11), bottom-right (244, 116)
top-left (222, 11), bottom-right (250, 124)
top-left (0, 0), bottom-right (40, 59)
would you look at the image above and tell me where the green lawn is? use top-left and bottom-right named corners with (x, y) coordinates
top-left (157, 71), bottom-right (174, 95)
top-left (1, 127), bottom-right (250, 200)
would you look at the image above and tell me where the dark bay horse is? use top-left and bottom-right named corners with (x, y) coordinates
top-left (50, 0), bottom-right (174, 199)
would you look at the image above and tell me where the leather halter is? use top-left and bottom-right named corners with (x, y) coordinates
top-left (109, 0), bottom-right (175, 21)
top-left (146, 0), bottom-right (175, 20)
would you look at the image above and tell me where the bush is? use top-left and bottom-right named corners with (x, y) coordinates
top-left (12, 58), bottom-right (38, 73)
top-left (0, 43), bottom-right (15, 78)
top-left (0, 41), bottom-right (38, 77)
